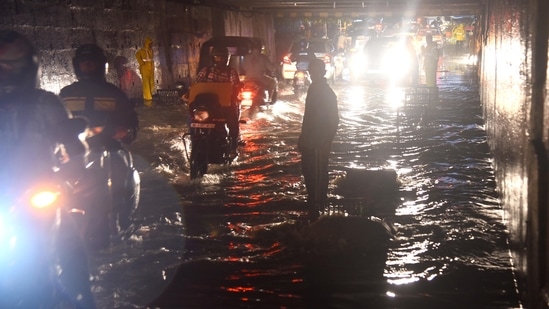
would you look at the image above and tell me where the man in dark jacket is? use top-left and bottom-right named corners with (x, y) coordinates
top-left (60, 44), bottom-right (139, 248)
top-left (298, 58), bottom-right (339, 219)
top-left (60, 43), bottom-right (138, 150)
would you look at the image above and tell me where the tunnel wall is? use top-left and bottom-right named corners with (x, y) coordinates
top-left (0, 1), bottom-right (274, 100)
top-left (479, 0), bottom-right (548, 306)
top-left (480, 0), bottom-right (529, 290)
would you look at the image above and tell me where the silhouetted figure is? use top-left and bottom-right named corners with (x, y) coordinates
top-left (298, 58), bottom-right (339, 219)
top-left (421, 34), bottom-right (440, 87)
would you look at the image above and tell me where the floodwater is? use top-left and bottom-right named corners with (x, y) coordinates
top-left (88, 56), bottom-right (522, 309)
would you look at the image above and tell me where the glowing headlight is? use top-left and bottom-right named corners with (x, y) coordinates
top-left (30, 191), bottom-right (59, 209)
top-left (383, 48), bottom-right (411, 77)
top-left (350, 53), bottom-right (367, 75)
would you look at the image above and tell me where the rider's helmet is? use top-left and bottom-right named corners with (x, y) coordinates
top-left (211, 46), bottom-right (230, 68)
top-left (72, 43), bottom-right (107, 80)
top-left (0, 30), bottom-right (39, 94)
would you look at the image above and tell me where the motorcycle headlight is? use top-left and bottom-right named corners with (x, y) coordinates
top-left (30, 190), bottom-right (59, 209)
top-left (193, 110), bottom-right (210, 122)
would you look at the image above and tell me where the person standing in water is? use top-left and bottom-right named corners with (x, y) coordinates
top-left (298, 58), bottom-right (339, 219)
top-left (135, 37), bottom-right (154, 106)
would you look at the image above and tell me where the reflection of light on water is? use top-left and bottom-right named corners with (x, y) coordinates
top-left (384, 86), bottom-right (405, 109)
top-left (396, 200), bottom-right (426, 216)
top-left (456, 54), bottom-right (478, 66)
top-left (253, 110), bottom-right (274, 121)
top-left (154, 164), bottom-right (176, 175)
top-left (146, 125), bottom-right (176, 132)
top-left (170, 136), bottom-right (187, 153)
top-left (346, 162), bottom-right (368, 169)
top-left (198, 173), bottom-right (223, 184)
top-left (398, 167), bottom-right (413, 175)
top-left (345, 86), bottom-right (366, 109)
top-left (385, 239), bottom-right (435, 285)
top-left (270, 99), bottom-right (304, 122)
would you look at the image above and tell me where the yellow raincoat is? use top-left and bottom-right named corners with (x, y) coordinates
top-left (135, 37), bottom-right (154, 102)
top-left (452, 24), bottom-right (466, 43)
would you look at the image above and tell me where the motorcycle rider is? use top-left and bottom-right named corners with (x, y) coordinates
top-left (242, 41), bottom-right (278, 103)
top-left (0, 30), bottom-right (96, 308)
top-left (194, 45), bottom-right (242, 151)
top-left (60, 43), bottom-right (139, 150)
top-left (60, 43), bottom-right (139, 249)
top-left (294, 39), bottom-right (315, 72)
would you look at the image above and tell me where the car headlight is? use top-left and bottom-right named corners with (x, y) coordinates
top-left (383, 49), bottom-right (411, 76)
top-left (350, 53), bottom-right (367, 74)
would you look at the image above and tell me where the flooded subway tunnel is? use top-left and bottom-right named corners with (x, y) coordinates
top-left (0, 0), bottom-right (546, 306)
top-left (84, 55), bottom-right (523, 308)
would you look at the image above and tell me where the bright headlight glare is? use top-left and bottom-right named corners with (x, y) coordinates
top-left (384, 50), bottom-right (410, 76)
top-left (30, 191), bottom-right (59, 209)
top-left (350, 54), bottom-right (367, 73)
top-left (0, 215), bottom-right (5, 236)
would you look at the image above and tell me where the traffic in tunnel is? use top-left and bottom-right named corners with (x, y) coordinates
top-left (0, 0), bottom-right (547, 308)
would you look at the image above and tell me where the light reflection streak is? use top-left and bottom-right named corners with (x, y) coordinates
top-left (384, 86), bottom-right (406, 110)
top-left (269, 99), bottom-right (304, 122)
top-left (385, 239), bottom-right (443, 285)
top-left (344, 85), bottom-right (366, 109)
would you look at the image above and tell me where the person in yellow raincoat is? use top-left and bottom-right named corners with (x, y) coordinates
top-left (452, 24), bottom-right (467, 53)
top-left (135, 37), bottom-right (154, 106)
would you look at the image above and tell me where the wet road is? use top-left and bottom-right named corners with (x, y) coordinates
top-left (89, 56), bottom-right (522, 308)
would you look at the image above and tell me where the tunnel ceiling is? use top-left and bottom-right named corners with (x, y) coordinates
top-left (174, 0), bottom-right (482, 17)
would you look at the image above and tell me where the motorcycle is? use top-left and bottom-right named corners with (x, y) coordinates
top-left (73, 125), bottom-right (140, 250)
top-left (293, 67), bottom-right (311, 100)
top-left (0, 119), bottom-right (96, 308)
top-left (183, 82), bottom-right (239, 179)
top-left (292, 52), bottom-right (313, 100)
top-left (238, 74), bottom-right (278, 114)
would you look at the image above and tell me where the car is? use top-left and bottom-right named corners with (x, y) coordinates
top-left (280, 37), bottom-right (336, 83)
top-left (348, 35), bottom-right (419, 85)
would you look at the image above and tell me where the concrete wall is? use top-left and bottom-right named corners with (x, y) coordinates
top-left (0, 0), bottom-right (274, 100)
top-left (479, 0), bottom-right (548, 307)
